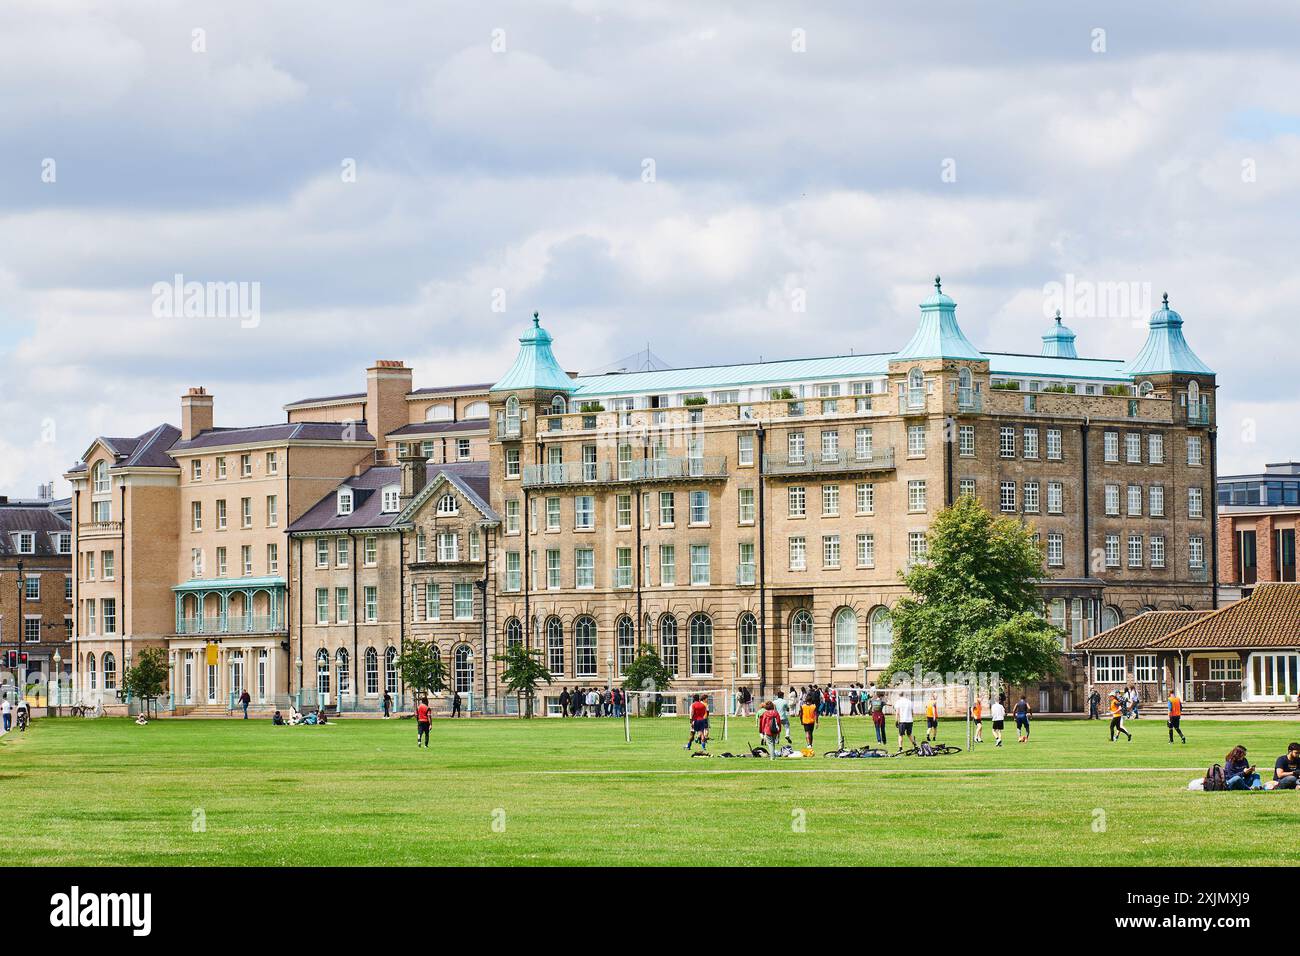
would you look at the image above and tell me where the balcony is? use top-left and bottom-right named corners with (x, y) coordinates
top-left (78, 521), bottom-right (123, 538)
top-left (956, 391), bottom-right (983, 413)
top-left (176, 615), bottom-right (285, 636)
top-left (763, 448), bottom-right (895, 477)
top-left (1187, 565), bottom-right (1210, 583)
top-left (1185, 403), bottom-right (1211, 426)
top-left (497, 419), bottom-right (522, 440)
top-left (523, 456), bottom-right (729, 488)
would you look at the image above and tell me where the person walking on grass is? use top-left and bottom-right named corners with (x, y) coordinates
top-left (239, 688), bottom-right (251, 719)
top-left (1108, 691), bottom-right (1131, 742)
top-left (2, 694), bottom-right (10, 733)
top-left (772, 690), bottom-right (794, 747)
top-left (1166, 690), bottom-right (1186, 744)
top-left (894, 693), bottom-right (917, 753)
top-left (758, 700), bottom-right (782, 760)
top-left (799, 694), bottom-right (818, 750)
top-left (1088, 688), bottom-right (1101, 720)
top-left (560, 687), bottom-right (571, 718)
top-left (924, 695), bottom-right (939, 742)
top-left (971, 696), bottom-right (983, 743)
top-left (382, 690), bottom-right (392, 719)
top-left (684, 694), bottom-right (710, 751)
top-left (990, 695), bottom-right (1006, 747)
top-left (415, 698), bottom-right (431, 748)
top-left (1013, 695), bottom-right (1032, 743)
top-left (450, 689), bottom-right (462, 718)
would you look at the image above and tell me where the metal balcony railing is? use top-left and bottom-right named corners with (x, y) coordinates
top-left (762, 448), bottom-right (895, 476)
top-left (956, 391), bottom-right (982, 413)
top-left (1186, 403), bottom-right (1211, 425)
top-left (1187, 680), bottom-right (1243, 703)
top-left (523, 456), bottom-right (728, 488)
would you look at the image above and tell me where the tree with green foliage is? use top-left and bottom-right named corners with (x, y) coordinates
top-left (621, 645), bottom-right (674, 716)
top-left (494, 642), bottom-right (552, 717)
top-left (882, 495), bottom-right (1063, 691)
top-left (396, 639), bottom-right (448, 703)
top-left (123, 646), bottom-right (168, 715)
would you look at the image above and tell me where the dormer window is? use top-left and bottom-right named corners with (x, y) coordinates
top-left (55, 533), bottom-right (71, 554)
top-left (15, 532), bottom-right (35, 554)
top-left (381, 486), bottom-right (400, 513)
top-left (337, 490), bottom-right (354, 516)
top-left (437, 494), bottom-right (459, 516)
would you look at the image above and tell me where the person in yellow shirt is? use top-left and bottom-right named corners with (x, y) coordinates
top-left (799, 697), bottom-right (818, 749)
top-left (1108, 692), bottom-right (1131, 742)
top-left (971, 697), bottom-right (983, 743)
top-left (1167, 690), bottom-right (1186, 744)
top-left (925, 696), bottom-right (939, 742)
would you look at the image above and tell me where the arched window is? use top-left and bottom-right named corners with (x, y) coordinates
top-left (1187, 380), bottom-right (1200, 407)
top-left (643, 614), bottom-right (655, 650)
top-left (833, 607), bottom-right (859, 668)
top-left (1101, 605), bottom-right (1122, 632)
top-left (546, 617), bottom-right (564, 675)
top-left (87, 653), bottom-right (97, 690)
top-left (659, 615), bottom-right (679, 677)
top-left (688, 613), bottom-right (713, 676)
top-left (738, 612), bottom-right (758, 677)
top-left (102, 652), bottom-right (117, 690)
top-left (384, 646), bottom-right (398, 695)
top-left (908, 367), bottom-right (925, 408)
top-left (791, 609), bottom-right (814, 668)
top-left (453, 644), bottom-right (474, 695)
top-left (550, 395), bottom-right (567, 415)
top-left (957, 367), bottom-right (973, 406)
top-left (616, 616), bottom-right (635, 674)
top-left (1139, 604), bottom-right (1157, 615)
top-left (505, 618), bottom-right (523, 648)
top-left (93, 461), bottom-right (110, 495)
top-left (574, 616), bottom-right (597, 678)
top-left (316, 648), bottom-right (330, 695)
top-left (869, 606), bottom-right (893, 668)
top-left (505, 396), bottom-right (521, 433)
top-left (365, 647), bottom-right (379, 696)
top-left (1138, 380), bottom-right (1154, 396)
top-left (336, 647), bottom-right (350, 696)
top-left (437, 494), bottom-right (458, 515)
top-left (465, 401), bottom-right (489, 419)
top-left (425, 404), bottom-right (453, 422)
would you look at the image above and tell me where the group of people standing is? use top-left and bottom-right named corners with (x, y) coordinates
top-left (1088, 685), bottom-right (1144, 721)
top-left (558, 687), bottom-right (626, 718)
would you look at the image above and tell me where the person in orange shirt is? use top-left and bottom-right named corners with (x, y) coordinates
top-left (415, 698), bottom-right (431, 748)
top-left (924, 696), bottom-right (939, 741)
top-left (799, 697), bottom-right (819, 749)
top-left (1108, 692), bottom-right (1131, 742)
top-left (1167, 690), bottom-right (1186, 744)
top-left (971, 697), bottom-right (983, 743)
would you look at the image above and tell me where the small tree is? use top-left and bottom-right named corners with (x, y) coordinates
top-left (396, 639), bottom-right (448, 704)
top-left (494, 643), bottom-right (552, 717)
top-left (883, 495), bottom-right (1062, 691)
top-left (622, 645), bottom-right (674, 716)
top-left (124, 647), bottom-right (168, 716)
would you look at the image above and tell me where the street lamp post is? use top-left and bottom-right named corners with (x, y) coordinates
top-left (52, 649), bottom-right (61, 717)
top-left (15, 560), bottom-right (26, 701)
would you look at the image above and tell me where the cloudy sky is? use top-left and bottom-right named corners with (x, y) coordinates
top-left (2, 0), bottom-right (1296, 496)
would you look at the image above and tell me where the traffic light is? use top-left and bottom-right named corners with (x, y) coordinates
top-left (18, 652), bottom-right (27, 665)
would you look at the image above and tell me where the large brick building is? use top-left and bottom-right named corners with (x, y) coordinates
top-left (1216, 461), bottom-right (1298, 603)
top-left (65, 280), bottom-right (1219, 716)
top-left (0, 494), bottom-right (73, 693)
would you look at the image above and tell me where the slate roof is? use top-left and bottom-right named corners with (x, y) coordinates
top-left (169, 421), bottom-right (373, 452)
top-left (1075, 610), bottom-right (1214, 651)
top-left (408, 383), bottom-right (492, 396)
top-left (72, 423), bottom-right (181, 473)
top-left (289, 461), bottom-right (493, 533)
top-left (0, 502), bottom-right (72, 557)
top-left (387, 419), bottom-right (489, 437)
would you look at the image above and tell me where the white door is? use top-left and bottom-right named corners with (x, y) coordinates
top-left (183, 654), bottom-right (193, 704)
top-left (1038, 689), bottom-right (1050, 713)
top-left (207, 663), bottom-right (218, 703)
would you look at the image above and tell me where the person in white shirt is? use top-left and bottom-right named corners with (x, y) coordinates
top-left (894, 693), bottom-right (917, 752)
top-left (1, 694), bottom-right (10, 733)
top-left (990, 695), bottom-right (1007, 747)
top-left (772, 690), bottom-right (794, 745)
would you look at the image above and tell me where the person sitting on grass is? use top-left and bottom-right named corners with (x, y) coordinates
top-left (1224, 746), bottom-right (1262, 790)
top-left (272, 710), bottom-right (284, 725)
top-left (1272, 742), bottom-right (1300, 790)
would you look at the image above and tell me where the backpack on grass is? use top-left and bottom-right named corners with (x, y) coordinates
top-left (1203, 763), bottom-right (1226, 792)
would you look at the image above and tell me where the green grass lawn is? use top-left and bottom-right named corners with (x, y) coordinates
top-left (2, 713), bottom-right (1297, 866)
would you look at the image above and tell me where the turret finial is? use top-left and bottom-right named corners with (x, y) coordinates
top-left (1055, 309), bottom-right (1062, 325)
top-left (532, 310), bottom-right (540, 327)
top-left (934, 275), bottom-right (942, 293)
top-left (1161, 292), bottom-right (1169, 309)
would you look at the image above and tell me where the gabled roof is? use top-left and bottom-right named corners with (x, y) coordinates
top-left (1122, 293), bottom-right (1213, 377)
top-left (169, 421), bottom-right (373, 452)
top-left (77, 423), bottom-right (181, 472)
top-left (491, 314), bottom-right (574, 393)
top-left (1148, 584), bottom-right (1300, 650)
top-left (1075, 610), bottom-right (1214, 651)
top-left (396, 461), bottom-right (496, 525)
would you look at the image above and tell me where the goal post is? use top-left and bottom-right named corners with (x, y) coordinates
top-left (623, 688), bottom-right (729, 743)
top-left (827, 683), bottom-right (976, 752)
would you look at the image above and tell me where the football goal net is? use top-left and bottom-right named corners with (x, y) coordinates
top-left (623, 688), bottom-right (731, 743)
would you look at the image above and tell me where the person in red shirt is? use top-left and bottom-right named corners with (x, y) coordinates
top-left (415, 699), bottom-right (431, 748)
top-left (684, 694), bottom-right (710, 752)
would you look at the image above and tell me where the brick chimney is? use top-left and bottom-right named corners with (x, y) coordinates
top-left (181, 387), bottom-right (214, 441)
top-left (365, 360), bottom-right (413, 446)
top-left (398, 445), bottom-right (428, 502)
